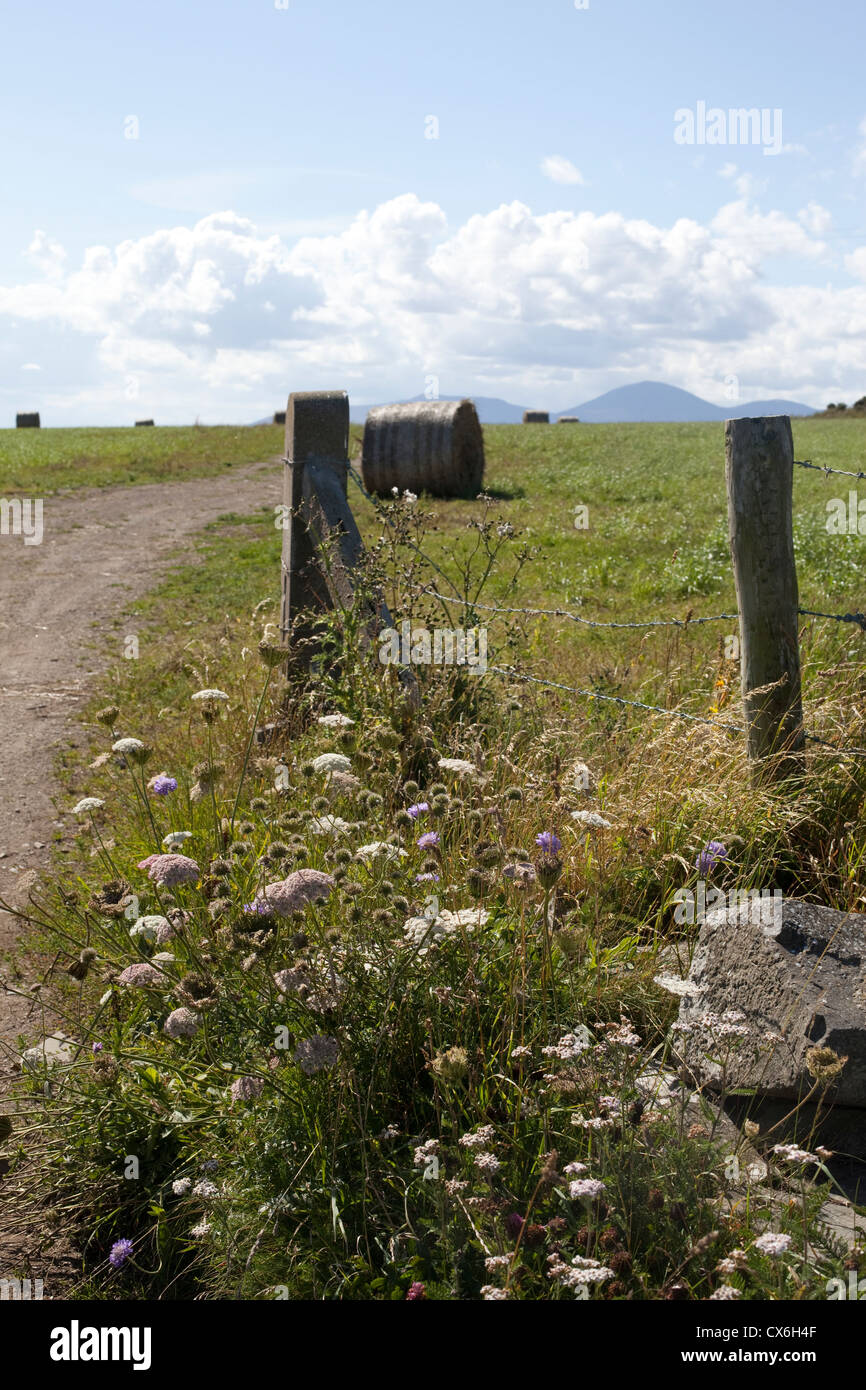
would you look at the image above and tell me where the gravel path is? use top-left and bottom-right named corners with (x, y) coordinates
top-left (0, 459), bottom-right (280, 1285)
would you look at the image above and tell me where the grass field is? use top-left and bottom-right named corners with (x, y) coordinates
top-left (0, 423), bottom-right (285, 493)
top-left (6, 418), bottom-right (866, 1301)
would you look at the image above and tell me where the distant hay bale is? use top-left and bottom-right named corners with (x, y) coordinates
top-left (557, 416), bottom-right (580, 423)
top-left (522, 410), bottom-right (549, 424)
top-left (361, 399), bottom-right (485, 499)
top-left (273, 411), bottom-right (286, 425)
top-left (135, 419), bottom-right (155, 427)
top-left (16, 412), bottom-right (40, 429)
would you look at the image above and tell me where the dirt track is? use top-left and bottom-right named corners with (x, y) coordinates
top-left (0, 459), bottom-right (280, 1279)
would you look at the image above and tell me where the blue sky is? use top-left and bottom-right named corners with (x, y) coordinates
top-left (2, 0), bottom-right (865, 424)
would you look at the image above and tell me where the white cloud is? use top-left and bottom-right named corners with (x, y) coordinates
top-left (540, 155), bottom-right (585, 186)
top-left (0, 194), bottom-right (858, 423)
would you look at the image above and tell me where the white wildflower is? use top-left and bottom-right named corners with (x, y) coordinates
top-left (72, 797), bottom-right (104, 815)
top-left (312, 752), bottom-right (352, 774)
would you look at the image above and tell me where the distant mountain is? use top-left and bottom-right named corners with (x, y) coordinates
top-left (260, 381), bottom-right (819, 428)
top-left (349, 394), bottom-right (527, 424)
top-left (553, 381), bottom-right (818, 423)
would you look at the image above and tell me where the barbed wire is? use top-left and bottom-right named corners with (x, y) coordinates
top-left (488, 665), bottom-right (866, 760)
top-left (794, 459), bottom-right (866, 481)
top-left (415, 586), bottom-right (866, 636)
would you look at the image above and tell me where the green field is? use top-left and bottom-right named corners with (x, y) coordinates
top-left (0, 423), bottom-right (285, 493)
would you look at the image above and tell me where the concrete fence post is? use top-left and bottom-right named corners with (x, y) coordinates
top-left (725, 415), bottom-right (805, 782)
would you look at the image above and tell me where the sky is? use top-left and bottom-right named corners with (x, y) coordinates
top-left (1, 0), bottom-right (865, 425)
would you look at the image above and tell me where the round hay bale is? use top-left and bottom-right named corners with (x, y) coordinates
top-left (361, 399), bottom-right (485, 499)
top-left (135, 419), bottom-right (155, 427)
top-left (557, 416), bottom-right (580, 423)
top-left (16, 412), bottom-right (40, 428)
top-left (522, 409), bottom-right (549, 424)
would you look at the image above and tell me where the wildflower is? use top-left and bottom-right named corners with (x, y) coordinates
top-left (356, 841), bottom-right (407, 862)
top-left (805, 1045), bottom-right (847, 1083)
top-left (696, 840), bottom-right (728, 874)
top-left (534, 853), bottom-right (562, 890)
top-left (308, 814), bottom-right (352, 836)
top-left (460, 1125), bottom-right (496, 1149)
top-left (485, 1255), bottom-right (511, 1273)
top-left (72, 797), bottom-right (104, 815)
top-left (570, 810), bottom-right (612, 829)
top-left (548, 1254), bottom-right (614, 1287)
top-left (95, 705), bottom-right (119, 726)
top-left (129, 914), bottom-right (170, 943)
top-left (535, 831), bottom-right (562, 854)
top-left (230, 1076), bottom-right (265, 1103)
top-left (772, 1144), bottom-right (820, 1164)
top-left (258, 637), bottom-right (290, 669)
top-left (172, 1178), bottom-right (192, 1196)
top-left (406, 1282), bottom-right (426, 1301)
top-left (108, 1239), bottom-right (134, 1270)
top-left (191, 688), bottom-right (229, 708)
top-left (563, 1162), bottom-right (588, 1176)
top-left (318, 713), bottom-right (355, 727)
top-left (163, 1008), bottom-right (201, 1039)
top-left (273, 967), bottom-right (309, 995)
top-left (117, 963), bottom-right (167, 988)
top-left (474, 1152), bottom-right (501, 1175)
top-left (571, 1115), bottom-right (615, 1132)
top-left (445, 1179), bottom-right (469, 1196)
top-left (415, 872), bottom-right (439, 883)
top-left (162, 830), bottom-right (193, 848)
top-left (149, 774), bottom-right (178, 796)
top-left (192, 1179), bottom-right (219, 1200)
top-left (190, 1222), bottom-right (212, 1238)
top-left (543, 1027), bottom-right (592, 1060)
top-left (569, 1178), bottom-right (606, 1200)
top-left (431, 1046), bottom-right (469, 1083)
top-left (510, 1044), bottom-right (532, 1059)
top-left (753, 1232), bottom-right (792, 1257)
top-left (606, 1022), bottom-right (641, 1047)
top-left (111, 737), bottom-right (149, 764)
top-left (417, 830), bottom-right (440, 850)
top-left (503, 861), bottom-right (536, 886)
top-left (414, 1139), bottom-right (440, 1167)
top-left (407, 802), bottom-right (430, 819)
top-left (155, 920), bottom-right (177, 945)
top-left (480, 1285), bottom-right (510, 1300)
top-left (253, 868), bottom-right (334, 916)
top-left (141, 853), bottom-right (200, 887)
top-left (294, 1034), bottom-right (339, 1075)
top-left (312, 752), bottom-right (352, 775)
top-left (709, 1284), bottom-right (741, 1300)
top-left (437, 757), bottom-right (477, 777)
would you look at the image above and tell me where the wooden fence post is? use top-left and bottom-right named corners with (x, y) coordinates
top-left (725, 415), bottom-right (805, 782)
top-left (279, 390), bottom-right (350, 662)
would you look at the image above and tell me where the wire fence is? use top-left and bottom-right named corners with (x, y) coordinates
top-left (347, 463), bottom-right (866, 759)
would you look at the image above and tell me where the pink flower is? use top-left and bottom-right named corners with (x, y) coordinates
top-left (140, 853), bottom-right (200, 887)
top-left (163, 1007), bottom-right (200, 1039)
top-left (253, 869), bottom-right (334, 917)
top-left (117, 963), bottom-right (167, 988)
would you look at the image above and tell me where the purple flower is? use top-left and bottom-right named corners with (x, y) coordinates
top-left (92, 1042), bottom-right (103, 1053)
top-left (535, 831), bottom-right (562, 854)
top-left (696, 840), bottom-right (728, 874)
top-left (243, 898), bottom-right (275, 917)
top-left (150, 775), bottom-right (178, 796)
top-left (109, 1238), bottom-right (134, 1269)
top-left (415, 872), bottom-right (440, 883)
top-left (406, 1281), bottom-right (427, 1301)
top-left (417, 831), bottom-right (440, 850)
top-left (407, 802), bottom-right (430, 819)
top-left (504, 1212), bottom-right (524, 1240)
